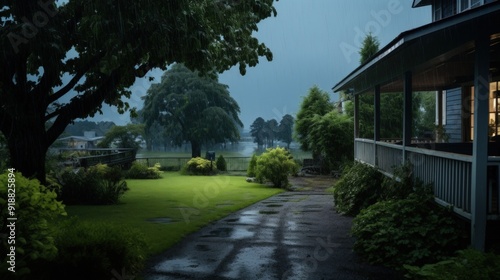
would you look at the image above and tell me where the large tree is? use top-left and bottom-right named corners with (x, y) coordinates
top-left (308, 111), bottom-right (353, 170)
top-left (263, 118), bottom-right (278, 147)
top-left (295, 86), bottom-right (334, 157)
top-left (277, 114), bottom-right (294, 149)
top-left (0, 0), bottom-right (277, 182)
top-left (250, 117), bottom-right (266, 148)
top-left (142, 64), bottom-right (242, 158)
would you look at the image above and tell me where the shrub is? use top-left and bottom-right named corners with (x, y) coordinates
top-left (183, 157), bottom-right (217, 175)
top-left (216, 155), bottom-right (227, 171)
top-left (351, 186), bottom-right (465, 268)
top-left (126, 161), bottom-right (162, 179)
top-left (58, 164), bottom-right (129, 205)
top-left (404, 249), bottom-right (500, 280)
top-left (255, 147), bottom-right (299, 188)
top-left (31, 218), bottom-right (148, 280)
top-left (0, 171), bottom-right (66, 278)
top-left (332, 162), bottom-right (384, 216)
top-left (380, 162), bottom-right (415, 200)
top-left (247, 154), bottom-right (258, 177)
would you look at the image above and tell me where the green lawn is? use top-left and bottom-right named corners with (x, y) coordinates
top-left (64, 172), bottom-right (283, 256)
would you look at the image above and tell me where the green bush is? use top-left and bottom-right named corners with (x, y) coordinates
top-left (31, 218), bottom-right (148, 280)
top-left (380, 163), bottom-right (415, 201)
top-left (126, 161), bottom-right (162, 179)
top-left (247, 154), bottom-right (258, 177)
top-left (351, 187), bottom-right (465, 268)
top-left (0, 171), bottom-right (66, 278)
top-left (183, 157), bottom-right (217, 175)
top-left (216, 155), bottom-right (227, 171)
top-left (58, 164), bottom-right (129, 205)
top-left (404, 249), bottom-right (500, 280)
top-left (255, 147), bottom-right (299, 188)
top-left (332, 162), bottom-right (384, 216)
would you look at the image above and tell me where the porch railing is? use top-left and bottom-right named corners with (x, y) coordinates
top-left (355, 138), bottom-right (500, 220)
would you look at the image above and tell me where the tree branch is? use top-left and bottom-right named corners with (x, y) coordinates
top-left (46, 68), bottom-right (125, 145)
top-left (48, 52), bottom-right (107, 104)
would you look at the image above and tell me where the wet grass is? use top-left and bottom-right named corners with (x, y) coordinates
top-left (63, 172), bottom-right (283, 256)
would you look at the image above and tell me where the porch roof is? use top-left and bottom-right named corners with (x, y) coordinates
top-left (332, 2), bottom-right (500, 95)
top-left (412, 0), bottom-right (432, 8)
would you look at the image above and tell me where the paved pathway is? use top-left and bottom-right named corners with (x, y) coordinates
top-left (143, 178), bottom-right (401, 280)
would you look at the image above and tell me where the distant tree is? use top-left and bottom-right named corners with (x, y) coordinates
top-left (359, 32), bottom-right (380, 64)
top-left (264, 119), bottom-right (279, 147)
top-left (98, 124), bottom-right (145, 150)
top-left (415, 92), bottom-right (437, 138)
top-left (0, 0), bottom-right (277, 183)
top-left (278, 114), bottom-right (294, 149)
top-left (142, 64), bottom-right (243, 158)
top-left (308, 111), bottom-right (353, 170)
top-left (250, 117), bottom-right (266, 148)
top-left (295, 86), bottom-right (334, 157)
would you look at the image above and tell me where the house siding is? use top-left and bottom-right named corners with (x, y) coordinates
top-left (444, 87), bottom-right (463, 143)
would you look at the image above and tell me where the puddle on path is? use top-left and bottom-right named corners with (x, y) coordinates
top-left (259, 210), bottom-right (279, 215)
top-left (231, 227), bottom-right (254, 239)
top-left (202, 227), bottom-right (233, 238)
top-left (241, 210), bottom-right (259, 216)
top-left (265, 204), bottom-right (283, 208)
top-left (154, 257), bottom-right (211, 274)
top-left (221, 246), bottom-right (277, 279)
top-left (287, 221), bottom-right (298, 231)
top-left (195, 244), bottom-right (211, 252)
top-left (202, 227), bottom-right (254, 239)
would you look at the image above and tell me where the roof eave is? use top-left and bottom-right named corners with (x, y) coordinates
top-left (412, 0), bottom-right (432, 8)
top-left (332, 2), bottom-right (500, 94)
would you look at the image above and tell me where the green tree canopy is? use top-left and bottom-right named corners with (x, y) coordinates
top-left (142, 64), bottom-right (243, 158)
top-left (0, 0), bottom-right (277, 182)
top-left (264, 119), bottom-right (279, 147)
top-left (295, 86), bottom-right (334, 156)
top-left (308, 111), bottom-right (353, 169)
top-left (250, 117), bottom-right (266, 148)
top-left (359, 32), bottom-right (380, 64)
top-left (98, 124), bottom-right (145, 150)
top-left (278, 114), bottom-right (294, 149)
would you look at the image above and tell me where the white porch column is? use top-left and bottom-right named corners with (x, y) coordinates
top-left (436, 90), bottom-right (443, 142)
top-left (471, 34), bottom-right (490, 251)
top-left (354, 94), bottom-right (359, 159)
top-left (403, 71), bottom-right (413, 162)
top-left (374, 85), bottom-right (381, 167)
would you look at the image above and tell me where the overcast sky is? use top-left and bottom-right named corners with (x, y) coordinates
top-left (88, 0), bottom-right (431, 130)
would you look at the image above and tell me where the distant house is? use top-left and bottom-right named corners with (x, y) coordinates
top-left (57, 131), bottom-right (104, 149)
top-left (332, 0), bottom-right (500, 250)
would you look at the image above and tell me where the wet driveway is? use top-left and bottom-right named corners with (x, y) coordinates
top-left (142, 183), bottom-right (400, 280)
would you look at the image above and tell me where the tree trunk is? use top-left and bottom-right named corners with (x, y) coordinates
top-left (6, 123), bottom-right (48, 184)
top-left (191, 141), bottom-right (201, 158)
